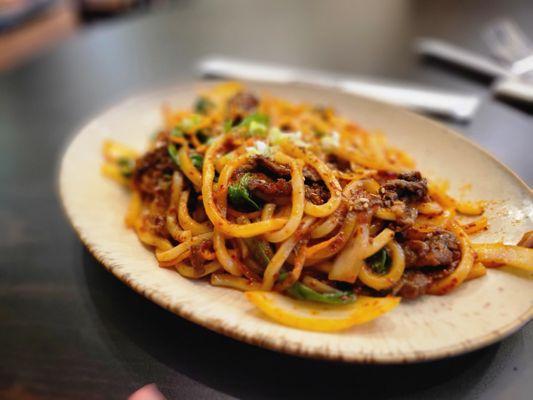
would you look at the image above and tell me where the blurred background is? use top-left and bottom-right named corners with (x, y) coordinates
top-left (1, 1), bottom-right (532, 399)
top-left (1, 0), bottom-right (532, 75)
top-left (2, 0), bottom-right (532, 182)
top-left (0, 0), bottom-right (164, 71)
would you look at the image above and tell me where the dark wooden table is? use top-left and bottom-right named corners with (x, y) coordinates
top-left (1, 1), bottom-right (531, 399)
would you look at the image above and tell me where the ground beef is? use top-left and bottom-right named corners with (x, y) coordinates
top-left (190, 246), bottom-right (203, 270)
top-left (380, 171), bottom-right (428, 206)
top-left (146, 214), bottom-right (168, 238)
top-left (398, 228), bottom-right (461, 268)
top-left (245, 172), bottom-right (292, 205)
top-left (133, 147), bottom-right (175, 194)
top-left (190, 240), bottom-right (213, 271)
top-left (132, 145), bottom-right (176, 208)
top-left (344, 186), bottom-right (382, 212)
top-left (305, 182), bottom-right (330, 205)
top-left (227, 92), bottom-right (259, 121)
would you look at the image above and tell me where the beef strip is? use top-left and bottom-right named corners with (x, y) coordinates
top-left (382, 227), bottom-right (461, 299)
top-left (398, 228), bottom-right (461, 268)
top-left (254, 155), bottom-right (290, 177)
top-left (392, 262), bottom-right (459, 299)
top-left (326, 154), bottom-right (351, 172)
top-left (239, 155), bottom-right (331, 206)
top-left (245, 172), bottom-right (292, 205)
top-left (392, 271), bottom-right (434, 299)
top-left (352, 270), bottom-right (434, 300)
top-left (353, 226), bottom-right (461, 300)
top-left (231, 156), bottom-right (292, 206)
top-left (388, 203), bottom-right (418, 231)
top-left (380, 171), bottom-right (428, 207)
top-left (227, 92), bottom-right (259, 121)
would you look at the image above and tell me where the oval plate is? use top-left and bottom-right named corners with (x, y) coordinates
top-left (59, 81), bottom-right (533, 363)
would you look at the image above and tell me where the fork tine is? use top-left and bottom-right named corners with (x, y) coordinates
top-left (483, 20), bottom-right (515, 63)
top-left (484, 18), bottom-right (532, 64)
top-left (498, 19), bottom-right (532, 55)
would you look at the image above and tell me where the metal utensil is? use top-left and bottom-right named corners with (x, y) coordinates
top-left (415, 38), bottom-right (510, 78)
top-left (197, 57), bottom-right (480, 121)
top-left (482, 19), bottom-right (533, 103)
top-left (416, 37), bottom-right (533, 103)
top-left (483, 19), bottom-right (533, 77)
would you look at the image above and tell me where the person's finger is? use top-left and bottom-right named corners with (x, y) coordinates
top-left (128, 384), bottom-right (166, 400)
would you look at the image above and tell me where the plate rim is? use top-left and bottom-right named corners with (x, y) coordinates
top-left (58, 80), bottom-right (533, 364)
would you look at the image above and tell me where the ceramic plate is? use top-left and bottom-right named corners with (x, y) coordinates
top-left (59, 81), bottom-right (533, 363)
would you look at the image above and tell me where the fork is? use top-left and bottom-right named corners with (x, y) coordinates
top-left (483, 19), bottom-right (533, 77)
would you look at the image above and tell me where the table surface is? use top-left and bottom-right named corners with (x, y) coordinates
top-left (1, 0), bottom-right (531, 399)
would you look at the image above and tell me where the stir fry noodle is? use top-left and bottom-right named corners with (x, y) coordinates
top-left (101, 83), bottom-right (533, 331)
